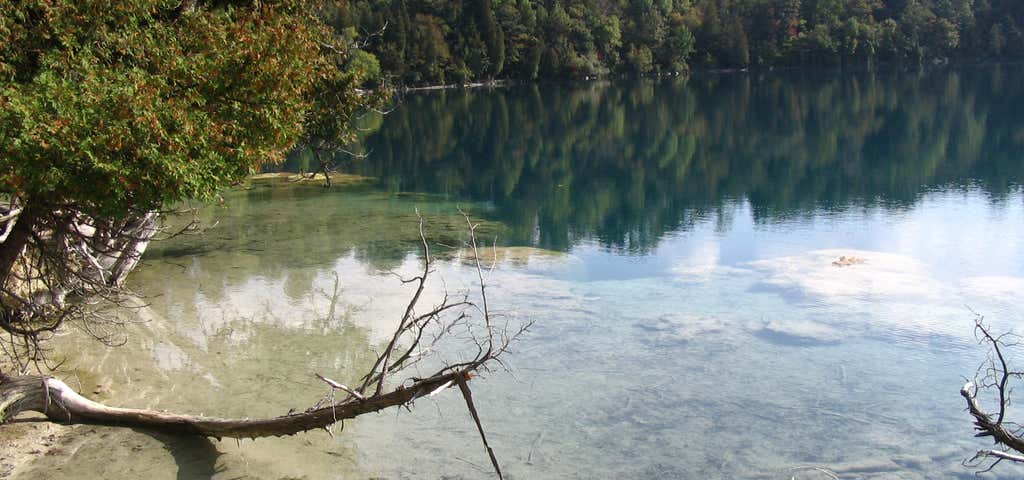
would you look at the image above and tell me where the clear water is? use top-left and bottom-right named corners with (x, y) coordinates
top-left (18, 64), bottom-right (1024, 479)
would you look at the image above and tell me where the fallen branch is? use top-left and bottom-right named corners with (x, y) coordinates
top-left (961, 382), bottom-right (1024, 454)
top-left (0, 369), bottom-right (467, 439)
top-left (975, 449), bottom-right (1024, 464)
top-left (457, 372), bottom-right (503, 479)
top-left (961, 313), bottom-right (1024, 472)
top-left (0, 212), bottom-right (527, 478)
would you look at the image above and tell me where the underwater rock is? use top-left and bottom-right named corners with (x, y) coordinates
top-left (828, 458), bottom-right (899, 475)
top-left (890, 454), bottom-right (931, 470)
top-left (635, 313), bottom-right (725, 344)
top-left (744, 249), bottom-right (980, 340)
top-left (756, 319), bottom-right (841, 346)
top-left (747, 249), bottom-right (945, 303)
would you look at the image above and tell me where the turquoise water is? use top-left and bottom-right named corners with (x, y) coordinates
top-left (20, 64), bottom-right (1024, 479)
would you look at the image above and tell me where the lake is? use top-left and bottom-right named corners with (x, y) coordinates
top-left (18, 64), bottom-right (1024, 479)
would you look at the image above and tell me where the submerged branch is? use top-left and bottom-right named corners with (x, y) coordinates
top-left (961, 382), bottom-right (1024, 454)
top-left (962, 314), bottom-right (1024, 471)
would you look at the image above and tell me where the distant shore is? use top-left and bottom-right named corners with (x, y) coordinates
top-left (393, 60), bottom-right (1017, 93)
top-left (401, 79), bottom-right (512, 92)
top-left (397, 73), bottom-right (684, 92)
top-left (393, 69), bottom-right (745, 92)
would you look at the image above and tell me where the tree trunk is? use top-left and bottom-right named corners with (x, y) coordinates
top-left (0, 371), bottom-right (466, 439)
top-left (97, 211), bottom-right (160, 287)
top-left (0, 205), bottom-right (36, 292)
top-left (961, 382), bottom-right (1024, 454)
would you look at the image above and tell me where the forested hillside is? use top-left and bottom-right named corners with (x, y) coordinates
top-left (326, 0), bottom-right (1023, 86)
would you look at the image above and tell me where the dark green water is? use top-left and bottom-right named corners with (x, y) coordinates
top-left (291, 63), bottom-right (1024, 257)
top-left (20, 64), bottom-right (1024, 479)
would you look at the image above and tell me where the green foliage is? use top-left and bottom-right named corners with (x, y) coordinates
top-left (328, 0), bottom-right (1022, 85)
top-left (0, 0), bottom-right (377, 217)
top-left (627, 45), bottom-right (656, 73)
top-left (349, 50), bottom-right (383, 87)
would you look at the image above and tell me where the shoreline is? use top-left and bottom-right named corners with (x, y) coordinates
top-left (393, 59), bottom-right (1022, 92)
top-left (0, 418), bottom-right (73, 479)
top-left (247, 171), bottom-right (374, 188)
top-left (400, 79), bottom-right (512, 92)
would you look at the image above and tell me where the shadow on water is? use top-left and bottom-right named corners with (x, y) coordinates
top-left (136, 431), bottom-right (223, 480)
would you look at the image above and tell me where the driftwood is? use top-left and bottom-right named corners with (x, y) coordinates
top-left (0, 370), bottom-right (469, 439)
top-left (962, 384), bottom-right (1024, 454)
top-left (961, 314), bottom-right (1024, 472)
top-left (0, 210), bottom-right (523, 477)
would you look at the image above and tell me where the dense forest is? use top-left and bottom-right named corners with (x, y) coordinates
top-left (327, 0), bottom-right (1024, 86)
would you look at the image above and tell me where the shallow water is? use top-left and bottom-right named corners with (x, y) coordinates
top-left (18, 64), bottom-right (1024, 479)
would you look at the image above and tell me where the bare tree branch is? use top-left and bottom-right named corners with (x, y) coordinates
top-left (961, 313), bottom-right (1024, 472)
top-left (1, 212), bottom-right (528, 478)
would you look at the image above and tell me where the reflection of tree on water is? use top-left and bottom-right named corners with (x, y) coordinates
top-left (298, 65), bottom-right (1024, 253)
top-left (144, 186), bottom-right (505, 290)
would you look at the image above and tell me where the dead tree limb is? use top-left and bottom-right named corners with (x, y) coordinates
top-left (457, 372), bottom-right (503, 480)
top-left (0, 212), bottom-right (527, 477)
top-left (0, 369), bottom-right (472, 439)
top-left (961, 313), bottom-right (1024, 471)
top-left (0, 196), bottom-right (164, 371)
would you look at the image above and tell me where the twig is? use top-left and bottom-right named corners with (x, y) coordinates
top-left (974, 449), bottom-right (1024, 463)
top-left (526, 430), bottom-right (545, 465)
top-left (456, 371), bottom-right (503, 480)
top-left (315, 373), bottom-right (364, 401)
